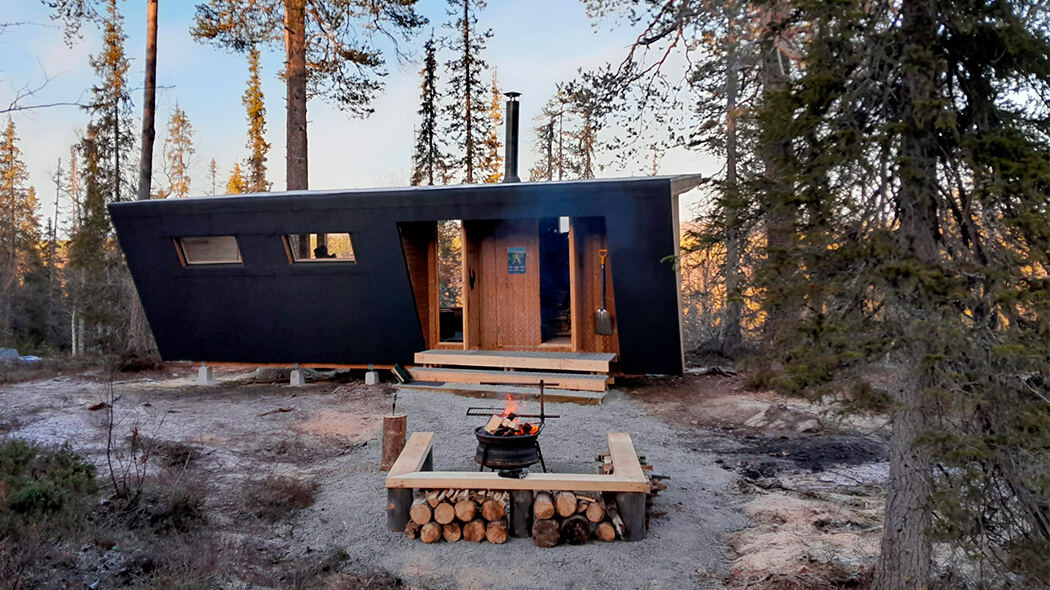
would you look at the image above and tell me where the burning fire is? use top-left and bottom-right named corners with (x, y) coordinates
top-left (484, 395), bottom-right (540, 436)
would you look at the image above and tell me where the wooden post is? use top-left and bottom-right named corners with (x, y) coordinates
top-left (510, 490), bottom-right (533, 538)
top-left (381, 414), bottom-right (407, 471)
top-left (386, 487), bottom-right (412, 532)
top-left (615, 492), bottom-right (646, 542)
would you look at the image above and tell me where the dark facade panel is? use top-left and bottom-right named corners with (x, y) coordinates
top-left (109, 177), bottom-right (687, 375)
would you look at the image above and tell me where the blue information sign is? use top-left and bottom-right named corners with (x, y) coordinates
top-left (507, 247), bottom-right (526, 274)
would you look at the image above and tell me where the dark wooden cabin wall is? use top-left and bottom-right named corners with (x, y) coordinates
top-left (109, 177), bottom-right (685, 374)
top-left (399, 222), bottom-right (437, 349)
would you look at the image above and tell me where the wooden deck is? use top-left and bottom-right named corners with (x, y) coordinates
top-left (414, 349), bottom-right (615, 373)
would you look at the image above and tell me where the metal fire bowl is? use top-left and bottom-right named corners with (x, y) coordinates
top-left (473, 424), bottom-right (544, 469)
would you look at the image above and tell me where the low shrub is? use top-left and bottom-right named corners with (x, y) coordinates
top-left (240, 475), bottom-right (318, 521)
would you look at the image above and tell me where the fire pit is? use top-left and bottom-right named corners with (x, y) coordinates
top-left (474, 423), bottom-right (546, 472)
top-left (466, 380), bottom-right (557, 476)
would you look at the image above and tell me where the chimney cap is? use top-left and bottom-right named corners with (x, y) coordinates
top-left (504, 91), bottom-right (521, 99)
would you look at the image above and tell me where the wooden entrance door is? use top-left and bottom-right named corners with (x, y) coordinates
top-left (466, 219), bottom-right (541, 349)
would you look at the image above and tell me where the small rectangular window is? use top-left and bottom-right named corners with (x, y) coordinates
top-left (284, 233), bottom-right (356, 263)
top-left (176, 236), bottom-right (242, 265)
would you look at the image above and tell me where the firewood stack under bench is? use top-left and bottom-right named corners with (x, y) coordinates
top-left (386, 432), bottom-right (663, 547)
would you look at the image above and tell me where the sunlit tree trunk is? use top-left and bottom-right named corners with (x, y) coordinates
top-left (126, 0), bottom-right (158, 360)
top-left (285, 0), bottom-right (312, 257)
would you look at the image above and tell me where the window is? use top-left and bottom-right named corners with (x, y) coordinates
top-left (284, 233), bottom-right (356, 263)
top-left (175, 236), bottom-right (242, 266)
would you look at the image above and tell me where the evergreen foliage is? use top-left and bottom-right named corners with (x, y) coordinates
top-left (63, 0), bottom-right (134, 356)
top-left (478, 70), bottom-right (502, 184)
top-left (162, 103), bottom-right (195, 198)
top-left (192, 0), bottom-right (425, 118)
top-left (0, 118), bottom-right (44, 350)
top-left (751, 0), bottom-right (1050, 585)
top-left (226, 162), bottom-right (246, 195)
top-left (242, 46), bottom-right (270, 192)
top-left (410, 34), bottom-right (449, 186)
top-left (442, 0), bottom-right (492, 184)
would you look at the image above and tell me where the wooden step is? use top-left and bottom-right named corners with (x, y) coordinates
top-left (408, 367), bottom-right (610, 392)
top-left (414, 349), bottom-right (615, 373)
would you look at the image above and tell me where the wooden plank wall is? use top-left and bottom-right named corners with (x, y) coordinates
top-left (399, 222), bottom-right (438, 348)
top-left (462, 220), bottom-right (489, 349)
top-left (476, 219), bottom-right (542, 349)
top-left (570, 217), bottom-right (620, 356)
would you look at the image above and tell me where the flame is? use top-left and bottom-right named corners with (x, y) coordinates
top-left (502, 395), bottom-right (522, 418)
top-left (491, 394), bottom-right (539, 436)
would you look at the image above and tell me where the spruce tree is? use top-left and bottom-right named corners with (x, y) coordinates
top-left (65, 0), bottom-right (134, 354)
top-left (756, 0), bottom-right (1050, 585)
top-left (528, 99), bottom-right (560, 182)
top-left (443, 0), bottom-right (492, 184)
top-left (410, 34), bottom-right (449, 186)
top-left (162, 103), bottom-right (195, 198)
top-left (208, 157), bottom-right (217, 194)
top-left (478, 70), bottom-right (502, 183)
top-left (0, 117), bottom-right (40, 345)
top-left (243, 46), bottom-right (270, 192)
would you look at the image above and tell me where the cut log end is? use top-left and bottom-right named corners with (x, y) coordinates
top-left (454, 499), bottom-right (477, 522)
top-left (595, 521), bottom-right (616, 542)
top-left (420, 522), bottom-right (441, 544)
top-left (532, 518), bottom-right (560, 548)
top-left (486, 520), bottom-right (508, 544)
top-left (410, 498), bottom-right (432, 526)
top-left (560, 514), bottom-right (591, 545)
top-left (533, 491), bottom-right (555, 520)
top-left (481, 498), bottom-right (506, 521)
top-left (442, 522), bottom-right (462, 543)
top-left (434, 501), bottom-right (456, 525)
top-left (554, 491), bottom-right (577, 518)
top-left (463, 519), bottom-right (486, 542)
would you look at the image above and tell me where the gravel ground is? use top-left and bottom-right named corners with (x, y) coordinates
top-left (290, 387), bottom-right (747, 590)
top-left (0, 368), bottom-right (750, 589)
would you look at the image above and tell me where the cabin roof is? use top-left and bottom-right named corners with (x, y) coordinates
top-left (115, 174), bottom-right (703, 208)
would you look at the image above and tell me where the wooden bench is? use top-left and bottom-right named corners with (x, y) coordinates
top-left (385, 432), bottom-right (650, 541)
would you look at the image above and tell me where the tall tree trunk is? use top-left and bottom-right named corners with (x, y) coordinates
top-left (759, 3), bottom-right (795, 344)
top-left (873, 0), bottom-right (939, 586)
top-left (285, 0), bottom-right (312, 257)
top-left (137, 0), bottom-right (158, 203)
top-left (126, 0), bottom-right (158, 360)
top-left (721, 8), bottom-right (743, 356)
top-left (462, 0), bottom-right (474, 184)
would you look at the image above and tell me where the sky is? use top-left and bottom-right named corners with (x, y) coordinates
top-left (2, 1), bottom-right (716, 230)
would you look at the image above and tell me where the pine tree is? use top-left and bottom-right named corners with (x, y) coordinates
top-left (243, 46), bottom-right (270, 192)
top-left (478, 70), bottom-right (502, 183)
top-left (443, 0), bottom-right (492, 184)
top-left (208, 158), bottom-right (217, 194)
top-left (163, 103), bottom-right (194, 198)
top-left (193, 0), bottom-right (424, 256)
top-left (226, 163), bottom-right (246, 194)
top-left (410, 34), bottom-right (449, 186)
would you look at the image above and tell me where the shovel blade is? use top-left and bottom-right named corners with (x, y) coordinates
top-left (595, 308), bottom-right (614, 335)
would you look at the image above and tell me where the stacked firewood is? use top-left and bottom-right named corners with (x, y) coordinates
top-left (404, 489), bottom-right (510, 544)
top-left (530, 491), bottom-right (623, 547)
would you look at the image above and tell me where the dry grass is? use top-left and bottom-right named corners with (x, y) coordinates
top-left (240, 475), bottom-right (319, 521)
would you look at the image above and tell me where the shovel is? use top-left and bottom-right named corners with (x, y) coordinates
top-left (595, 249), bottom-right (613, 335)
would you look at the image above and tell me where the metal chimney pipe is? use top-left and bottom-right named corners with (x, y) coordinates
top-left (503, 91), bottom-right (521, 183)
